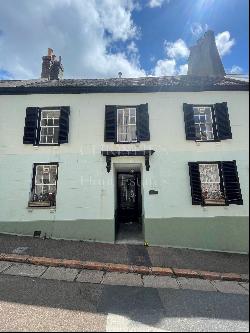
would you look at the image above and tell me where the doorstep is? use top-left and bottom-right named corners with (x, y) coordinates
top-left (0, 253), bottom-right (248, 283)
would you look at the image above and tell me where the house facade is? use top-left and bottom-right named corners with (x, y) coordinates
top-left (0, 75), bottom-right (249, 253)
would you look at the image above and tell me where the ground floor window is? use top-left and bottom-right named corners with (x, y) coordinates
top-left (189, 161), bottom-right (243, 206)
top-left (28, 163), bottom-right (58, 207)
top-left (199, 163), bottom-right (225, 205)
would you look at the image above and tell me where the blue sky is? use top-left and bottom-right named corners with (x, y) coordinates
top-left (0, 0), bottom-right (249, 80)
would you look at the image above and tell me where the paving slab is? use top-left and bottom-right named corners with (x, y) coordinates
top-left (177, 277), bottom-right (217, 292)
top-left (41, 267), bottom-right (79, 282)
top-left (240, 283), bottom-right (249, 291)
top-left (212, 281), bottom-right (249, 295)
top-left (143, 275), bottom-right (180, 289)
top-left (3, 263), bottom-right (47, 278)
top-left (102, 272), bottom-right (143, 287)
top-left (0, 261), bottom-right (13, 273)
top-left (76, 269), bottom-right (104, 284)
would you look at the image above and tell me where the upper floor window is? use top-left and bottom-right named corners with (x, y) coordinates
top-left (117, 108), bottom-right (137, 143)
top-left (183, 102), bottom-right (232, 142)
top-left (23, 106), bottom-right (70, 146)
top-left (189, 161), bottom-right (243, 206)
top-left (28, 163), bottom-right (58, 208)
top-left (40, 109), bottom-right (60, 144)
top-left (105, 104), bottom-right (150, 143)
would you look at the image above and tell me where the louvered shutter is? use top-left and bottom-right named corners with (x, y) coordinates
top-left (183, 103), bottom-right (196, 140)
top-left (221, 161), bottom-right (243, 205)
top-left (188, 162), bottom-right (203, 205)
top-left (137, 103), bottom-right (150, 141)
top-left (59, 106), bottom-right (70, 144)
top-left (104, 105), bottom-right (117, 142)
top-left (23, 107), bottom-right (40, 145)
top-left (214, 102), bottom-right (232, 140)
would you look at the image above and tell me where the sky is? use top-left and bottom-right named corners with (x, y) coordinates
top-left (0, 0), bottom-right (249, 80)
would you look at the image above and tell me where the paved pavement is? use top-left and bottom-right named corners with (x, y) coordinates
top-left (0, 233), bottom-right (249, 274)
top-left (0, 260), bottom-right (249, 294)
top-left (0, 271), bottom-right (248, 332)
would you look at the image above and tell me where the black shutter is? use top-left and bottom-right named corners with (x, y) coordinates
top-left (104, 105), bottom-right (117, 142)
top-left (23, 107), bottom-right (39, 145)
top-left (214, 102), bottom-right (232, 140)
top-left (183, 103), bottom-right (196, 140)
top-left (188, 162), bottom-right (203, 205)
top-left (221, 161), bottom-right (243, 205)
top-left (137, 103), bottom-right (150, 141)
top-left (59, 106), bottom-right (70, 144)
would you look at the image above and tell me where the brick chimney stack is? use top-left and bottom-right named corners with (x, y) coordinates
top-left (41, 48), bottom-right (64, 80)
top-left (188, 30), bottom-right (226, 77)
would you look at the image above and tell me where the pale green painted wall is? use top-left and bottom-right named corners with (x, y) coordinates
top-left (0, 91), bottom-right (249, 252)
top-left (0, 219), bottom-right (115, 243)
top-left (144, 217), bottom-right (249, 253)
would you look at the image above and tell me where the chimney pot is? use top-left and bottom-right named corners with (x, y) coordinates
top-left (48, 48), bottom-right (53, 57)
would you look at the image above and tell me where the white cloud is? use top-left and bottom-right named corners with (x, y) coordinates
top-left (190, 23), bottom-right (208, 37)
top-left (164, 39), bottom-right (190, 59)
top-left (215, 31), bottom-right (235, 57)
top-left (178, 64), bottom-right (188, 75)
top-left (0, 0), bottom-right (145, 79)
top-left (153, 38), bottom-right (189, 76)
top-left (153, 59), bottom-right (188, 76)
top-left (229, 65), bottom-right (243, 74)
top-left (148, 0), bottom-right (169, 8)
top-left (154, 59), bottom-right (176, 76)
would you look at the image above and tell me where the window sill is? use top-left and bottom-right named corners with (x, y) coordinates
top-left (115, 141), bottom-right (139, 144)
top-left (202, 199), bottom-right (227, 207)
top-left (28, 201), bottom-right (56, 209)
top-left (195, 140), bottom-right (221, 143)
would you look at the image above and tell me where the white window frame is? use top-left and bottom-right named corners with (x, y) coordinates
top-left (199, 163), bottom-right (225, 205)
top-left (193, 106), bottom-right (215, 142)
top-left (117, 107), bottom-right (137, 143)
top-left (39, 109), bottom-right (60, 145)
top-left (29, 164), bottom-right (58, 207)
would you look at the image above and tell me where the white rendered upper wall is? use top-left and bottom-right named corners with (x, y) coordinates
top-left (0, 91), bottom-right (248, 222)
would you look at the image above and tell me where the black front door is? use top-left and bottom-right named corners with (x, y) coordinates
top-left (116, 172), bottom-right (141, 224)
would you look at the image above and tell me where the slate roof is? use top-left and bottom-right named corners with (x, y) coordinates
top-left (0, 75), bottom-right (248, 94)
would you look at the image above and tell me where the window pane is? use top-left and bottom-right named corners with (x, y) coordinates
top-left (46, 136), bottom-right (53, 144)
top-left (48, 185), bottom-right (57, 194)
top-left (54, 118), bottom-right (59, 126)
top-left (193, 107), bottom-right (199, 115)
top-left (193, 107), bottom-right (215, 141)
top-left (194, 115), bottom-right (200, 123)
top-left (42, 110), bottom-right (60, 118)
top-left (47, 127), bottom-right (53, 135)
top-left (33, 165), bottom-right (58, 204)
top-left (117, 108), bottom-right (137, 142)
top-left (54, 127), bottom-right (59, 142)
top-left (41, 119), bottom-right (48, 126)
top-left (199, 164), bottom-right (225, 203)
top-left (40, 110), bottom-right (60, 144)
top-left (199, 115), bottom-right (206, 123)
top-left (41, 127), bottom-right (48, 136)
top-left (47, 119), bottom-right (54, 126)
top-left (130, 126), bottom-right (137, 141)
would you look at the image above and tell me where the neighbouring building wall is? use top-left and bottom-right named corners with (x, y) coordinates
top-left (0, 91), bottom-right (249, 252)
